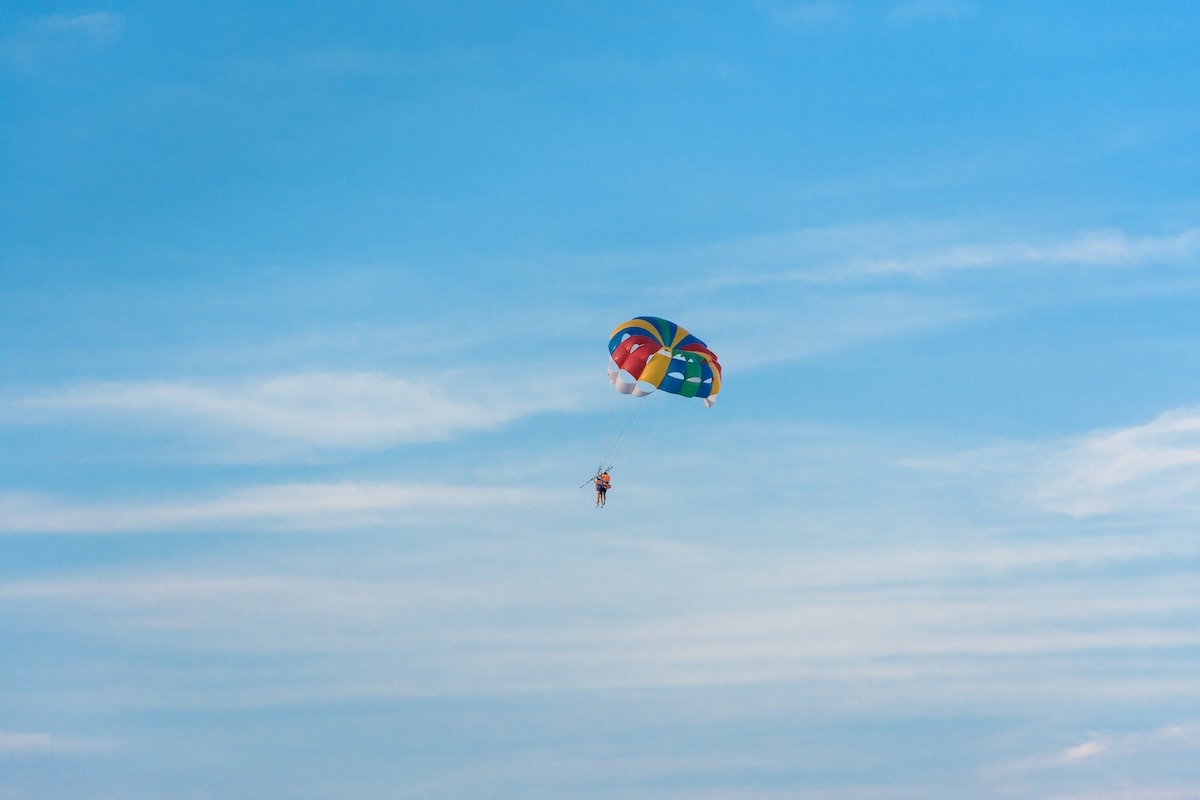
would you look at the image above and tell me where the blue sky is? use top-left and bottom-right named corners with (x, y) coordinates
top-left (3, 1), bottom-right (1200, 797)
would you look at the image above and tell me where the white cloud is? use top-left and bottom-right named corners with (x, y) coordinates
top-left (0, 730), bottom-right (108, 756)
top-left (1039, 789), bottom-right (1200, 800)
top-left (1062, 739), bottom-right (1109, 761)
top-left (696, 227), bottom-right (1200, 287)
top-left (892, 0), bottom-right (964, 20)
top-left (3, 370), bottom-right (589, 454)
top-left (758, 2), bottom-right (843, 27)
top-left (1034, 408), bottom-right (1200, 517)
top-left (906, 405), bottom-right (1200, 519)
top-left (1076, 720), bottom-right (1200, 763)
top-left (39, 12), bottom-right (124, 41)
top-left (709, 291), bottom-right (978, 371)
top-left (4, 529), bottom-right (1198, 699)
top-left (0, 571), bottom-right (500, 660)
top-left (0, 480), bottom-right (555, 534)
top-left (998, 720), bottom-right (1200, 777)
top-left (578, 223), bottom-right (1200, 375)
top-left (2, 12), bottom-right (124, 70)
top-left (0, 731), bottom-right (53, 754)
top-left (758, 1), bottom-right (972, 27)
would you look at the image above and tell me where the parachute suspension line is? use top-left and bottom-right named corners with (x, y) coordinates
top-left (599, 390), bottom-right (616, 464)
top-left (623, 391), bottom-right (666, 464)
top-left (602, 394), bottom-right (648, 469)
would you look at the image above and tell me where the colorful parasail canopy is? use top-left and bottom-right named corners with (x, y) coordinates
top-left (607, 316), bottom-right (722, 407)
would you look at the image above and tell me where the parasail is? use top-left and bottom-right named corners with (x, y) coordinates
top-left (607, 316), bottom-right (721, 407)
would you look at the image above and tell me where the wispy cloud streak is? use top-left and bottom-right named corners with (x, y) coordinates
top-left (695, 227), bottom-right (1200, 288)
top-left (1035, 408), bottom-right (1200, 517)
top-left (2, 11), bottom-right (124, 70)
top-left (915, 405), bottom-right (1200, 518)
top-left (39, 12), bottom-right (124, 40)
top-left (892, 0), bottom-right (964, 20)
top-left (596, 225), bottom-right (1200, 372)
top-left (3, 371), bottom-right (589, 453)
top-left (757, 2), bottom-right (843, 27)
top-left (0, 480), bottom-right (554, 534)
top-left (0, 730), bottom-right (108, 756)
top-left (0, 731), bottom-right (54, 755)
top-left (995, 720), bottom-right (1200, 777)
top-left (3, 531), bottom-right (1198, 699)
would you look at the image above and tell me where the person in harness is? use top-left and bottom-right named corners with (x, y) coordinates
top-left (594, 470), bottom-right (611, 507)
